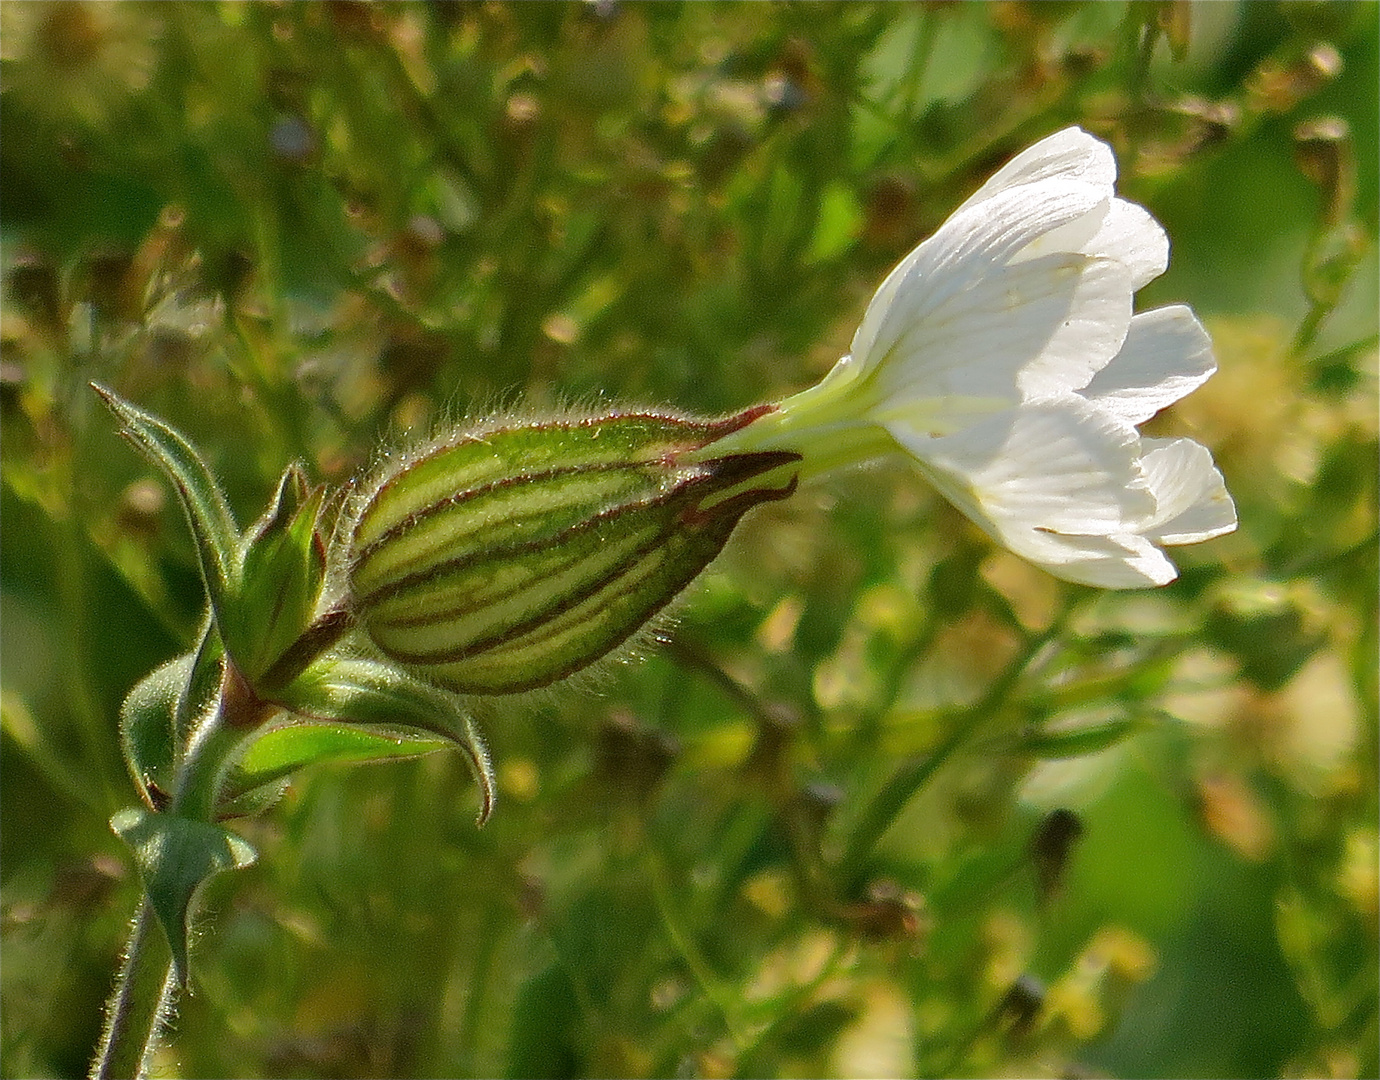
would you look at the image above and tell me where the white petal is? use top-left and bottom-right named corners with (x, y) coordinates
top-left (1011, 256), bottom-right (1132, 400)
top-left (955, 129), bottom-right (1166, 293)
top-left (1013, 198), bottom-right (1167, 293)
top-left (867, 253), bottom-right (1132, 418)
top-left (956, 127), bottom-right (1116, 212)
top-left (851, 178), bottom-right (1109, 376)
top-left (1085, 199), bottom-right (1168, 290)
top-left (889, 397), bottom-right (1157, 559)
top-left (850, 177), bottom-right (1109, 375)
top-left (1082, 306), bottom-right (1216, 424)
top-left (1140, 437), bottom-right (1238, 544)
top-left (1019, 531), bottom-right (1178, 588)
top-left (781, 126), bottom-right (1233, 590)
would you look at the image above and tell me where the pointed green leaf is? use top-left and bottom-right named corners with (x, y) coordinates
top-left (276, 658), bottom-right (496, 823)
top-left (110, 808), bottom-right (257, 986)
top-left (92, 384), bottom-right (241, 620)
top-left (219, 722), bottom-right (448, 816)
top-left (120, 656), bottom-right (187, 811)
top-left (250, 461), bottom-right (311, 545)
top-left (1004, 715), bottom-right (1143, 760)
top-left (177, 616), bottom-right (226, 746)
top-left (120, 619), bottom-right (224, 809)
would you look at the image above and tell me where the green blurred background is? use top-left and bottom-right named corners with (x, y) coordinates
top-left (2, 2), bottom-right (1376, 1077)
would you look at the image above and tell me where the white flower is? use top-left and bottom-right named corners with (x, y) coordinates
top-left (738, 126), bottom-right (1236, 588)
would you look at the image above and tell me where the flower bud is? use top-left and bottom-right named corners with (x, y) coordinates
top-left (225, 463), bottom-right (333, 691)
top-left (1294, 116), bottom-right (1355, 226)
top-left (347, 408), bottom-right (800, 695)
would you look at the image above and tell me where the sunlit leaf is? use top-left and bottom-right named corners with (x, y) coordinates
top-left (275, 658), bottom-right (496, 823)
top-left (806, 181), bottom-right (864, 264)
top-left (92, 384), bottom-right (241, 623)
top-left (219, 722), bottom-right (448, 815)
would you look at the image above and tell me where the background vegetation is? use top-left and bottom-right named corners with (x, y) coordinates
top-left (2, 2), bottom-right (1376, 1077)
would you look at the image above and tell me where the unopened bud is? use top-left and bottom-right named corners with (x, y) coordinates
top-left (1030, 807), bottom-right (1084, 901)
top-left (1294, 116), bottom-right (1355, 225)
top-left (347, 408), bottom-right (799, 694)
top-left (1246, 43), bottom-right (1343, 116)
top-left (230, 464), bottom-right (335, 691)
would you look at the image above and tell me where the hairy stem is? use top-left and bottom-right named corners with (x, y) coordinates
top-left (93, 660), bottom-right (254, 1078)
top-left (90, 901), bottom-right (176, 1080)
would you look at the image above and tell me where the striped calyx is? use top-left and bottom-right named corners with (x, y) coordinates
top-left (347, 407), bottom-right (800, 694)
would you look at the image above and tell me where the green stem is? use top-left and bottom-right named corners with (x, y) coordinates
top-left (93, 661), bottom-right (254, 1076)
top-left (172, 659), bottom-right (264, 821)
top-left (646, 848), bottom-right (747, 1048)
top-left (899, 9), bottom-right (938, 119)
top-left (837, 598), bottom-right (1079, 890)
top-left (1290, 298), bottom-right (1331, 359)
top-left (700, 357), bottom-right (1008, 488)
top-left (691, 377), bottom-right (895, 483)
top-left (90, 901), bottom-right (176, 1080)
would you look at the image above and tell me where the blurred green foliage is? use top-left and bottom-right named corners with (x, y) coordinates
top-left (2, 2), bottom-right (1376, 1077)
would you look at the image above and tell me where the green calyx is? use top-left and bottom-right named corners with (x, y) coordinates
top-left (348, 409), bottom-right (801, 694)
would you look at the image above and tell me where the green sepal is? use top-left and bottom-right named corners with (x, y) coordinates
top-left (227, 464), bottom-right (330, 684)
top-left (275, 658), bottom-right (496, 823)
top-left (93, 385), bottom-right (241, 625)
top-left (218, 723), bottom-right (449, 817)
top-left (110, 807), bottom-right (257, 987)
top-left (350, 409), bottom-right (774, 555)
